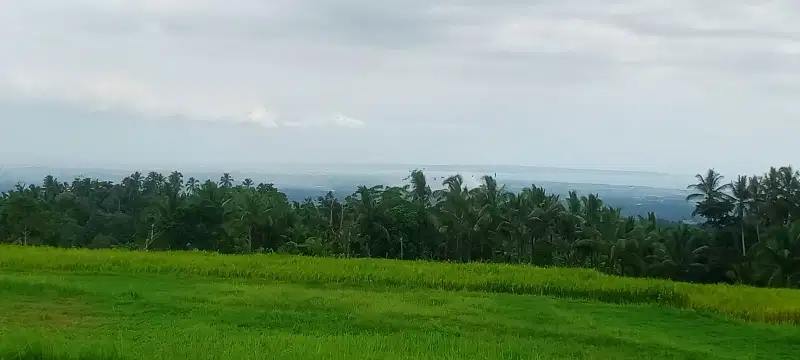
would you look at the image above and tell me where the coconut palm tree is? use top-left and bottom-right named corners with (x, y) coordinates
top-left (687, 169), bottom-right (733, 226)
top-left (687, 169), bottom-right (731, 202)
top-left (649, 224), bottom-right (710, 281)
top-left (348, 185), bottom-right (390, 257)
top-left (184, 177), bottom-right (200, 196)
top-left (218, 173), bottom-right (234, 189)
top-left (434, 175), bottom-right (473, 261)
top-left (470, 175), bottom-right (507, 260)
top-left (753, 220), bottom-right (800, 287)
top-left (225, 189), bottom-right (272, 253)
top-left (730, 175), bottom-right (753, 256)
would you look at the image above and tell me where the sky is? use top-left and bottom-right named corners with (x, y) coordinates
top-left (1, 0), bottom-right (799, 177)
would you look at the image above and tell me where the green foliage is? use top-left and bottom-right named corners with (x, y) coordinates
top-left (1, 165), bottom-right (800, 292)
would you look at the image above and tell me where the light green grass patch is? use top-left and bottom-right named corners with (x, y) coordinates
top-left (0, 272), bottom-right (798, 360)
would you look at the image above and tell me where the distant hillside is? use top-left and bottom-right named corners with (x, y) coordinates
top-left (279, 186), bottom-right (694, 222)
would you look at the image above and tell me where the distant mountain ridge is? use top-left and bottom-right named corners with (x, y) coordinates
top-left (0, 165), bottom-right (696, 222)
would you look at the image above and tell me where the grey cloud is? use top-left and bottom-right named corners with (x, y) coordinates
top-left (13, 0), bottom-right (461, 51)
top-left (611, 19), bottom-right (800, 42)
top-left (287, 2), bottom-right (453, 49)
top-left (2, 0), bottom-right (800, 174)
top-left (7, 0), bottom-right (800, 87)
top-left (12, 0), bottom-right (800, 76)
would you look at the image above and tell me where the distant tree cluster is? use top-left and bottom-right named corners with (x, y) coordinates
top-left (0, 166), bottom-right (798, 288)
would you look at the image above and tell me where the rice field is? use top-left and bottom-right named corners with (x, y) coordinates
top-left (2, 245), bottom-right (799, 323)
top-left (0, 245), bottom-right (799, 359)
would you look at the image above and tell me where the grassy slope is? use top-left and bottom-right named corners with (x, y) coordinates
top-left (0, 246), bottom-right (798, 359)
top-left (2, 246), bottom-right (800, 323)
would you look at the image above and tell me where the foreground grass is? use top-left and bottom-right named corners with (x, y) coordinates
top-left (0, 271), bottom-right (799, 360)
top-left (1, 246), bottom-right (800, 323)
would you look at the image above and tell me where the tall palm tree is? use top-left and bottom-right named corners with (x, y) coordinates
top-left (747, 175), bottom-right (765, 243)
top-left (471, 175), bottom-right (507, 260)
top-left (184, 177), bottom-right (200, 196)
top-left (754, 220), bottom-right (800, 287)
top-left (500, 191), bottom-right (530, 262)
top-left (649, 224), bottom-right (710, 281)
top-left (686, 169), bottom-right (733, 225)
top-left (730, 175), bottom-right (753, 256)
top-left (218, 173), bottom-right (234, 189)
top-left (349, 185), bottom-right (390, 257)
top-left (686, 169), bottom-right (731, 202)
top-left (143, 171), bottom-right (166, 195)
top-left (405, 169), bottom-right (431, 206)
top-left (225, 190), bottom-right (272, 252)
top-left (404, 170), bottom-right (439, 259)
top-left (523, 187), bottom-right (563, 265)
top-left (434, 175), bottom-right (472, 261)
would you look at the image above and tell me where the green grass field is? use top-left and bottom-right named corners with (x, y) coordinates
top-left (0, 246), bottom-right (798, 359)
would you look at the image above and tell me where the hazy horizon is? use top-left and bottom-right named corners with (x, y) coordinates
top-left (0, 160), bottom-right (686, 176)
top-left (0, 162), bottom-right (696, 190)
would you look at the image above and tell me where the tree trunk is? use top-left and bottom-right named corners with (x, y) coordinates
top-left (530, 236), bottom-right (535, 264)
top-left (479, 234), bottom-right (484, 261)
top-left (740, 222), bottom-right (746, 257)
top-left (247, 225), bottom-right (254, 253)
top-left (466, 232), bottom-right (472, 262)
top-left (756, 222), bottom-right (762, 244)
top-left (456, 232), bottom-right (461, 262)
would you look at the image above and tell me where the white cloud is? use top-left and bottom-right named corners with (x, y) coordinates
top-left (246, 106), bottom-right (278, 128)
top-left (282, 121), bottom-right (310, 128)
top-left (333, 114), bottom-right (366, 128)
top-left (468, 17), bottom-right (657, 62)
top-left (0, 70), bottom-right (283, 126)
top-left (273, 114), bottom-right (366, 129)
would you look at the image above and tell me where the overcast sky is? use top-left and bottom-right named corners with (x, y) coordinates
top-left (1, 1), bottom-right (798, 176)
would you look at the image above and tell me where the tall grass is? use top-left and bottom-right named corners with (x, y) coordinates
top-left (1, 245), bottom-right (799, 324)
top-left (0, 344), bottom-right (123, 360)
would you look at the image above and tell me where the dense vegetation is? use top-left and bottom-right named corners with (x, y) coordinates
top-left (1, 166), bottom-right (798, 289)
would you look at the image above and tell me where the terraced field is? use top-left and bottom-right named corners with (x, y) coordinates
top-left (0, 246), bottom-right (798, 359)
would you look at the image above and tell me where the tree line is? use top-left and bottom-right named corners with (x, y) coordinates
top-left (0, 166), bottom-right (798, 288)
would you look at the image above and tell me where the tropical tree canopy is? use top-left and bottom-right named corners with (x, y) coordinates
top-left (1, 165), bottom-right (799, 289)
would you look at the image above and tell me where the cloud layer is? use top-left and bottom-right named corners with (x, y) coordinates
top-left (1, 1), bottom-right (799, 174)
